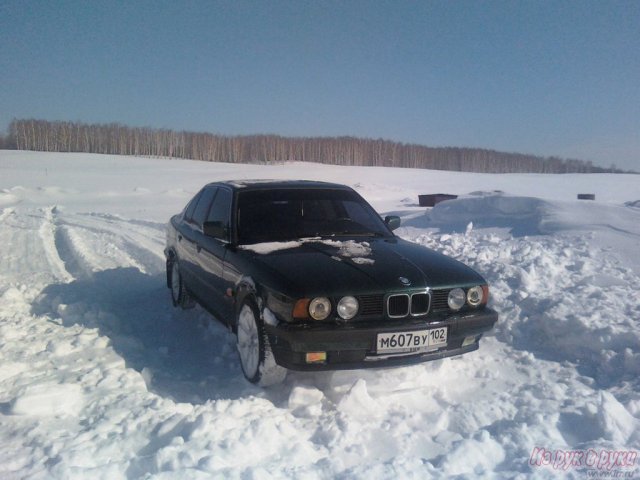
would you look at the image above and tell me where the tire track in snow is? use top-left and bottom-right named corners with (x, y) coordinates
top-left (38, 206), bottom-right (74, 283)
top-left (57, 214), bottom-right (166, 275)
top-left (45, 208), bottom-right (168, 278)
top-left (53, 222), bottom-right (96, 280)
top-left (0, 207), bottom-right (71, 288)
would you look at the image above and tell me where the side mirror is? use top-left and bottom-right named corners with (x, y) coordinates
top-left (384, 215), bottom-right (401, 231)
top-left (203, 221), bottom-right (228, 240)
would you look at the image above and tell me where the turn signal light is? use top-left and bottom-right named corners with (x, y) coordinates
top-left (481, 285), bottom-right (490, 305)
top-left (293, 299), bottom-right (311, 319)
top-left (305, 352), bottom-right (327, 363)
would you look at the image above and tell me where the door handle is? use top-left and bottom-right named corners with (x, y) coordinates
top-left (197, 245), bottom-right (202, 253)
top-left (178, 234), bottom-right (183, 242)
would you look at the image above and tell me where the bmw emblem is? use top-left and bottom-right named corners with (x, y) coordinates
top-left (399, 276), bottom-right (411, 286)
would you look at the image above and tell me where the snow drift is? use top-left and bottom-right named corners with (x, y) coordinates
top-left (0, 151), bottom-right (638, 479)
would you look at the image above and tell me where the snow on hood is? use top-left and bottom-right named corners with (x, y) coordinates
top-left (240, 238), bottom-right (373, 260)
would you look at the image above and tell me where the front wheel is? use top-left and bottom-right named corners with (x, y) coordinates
top-left (236, 300), bottom-right (287, 386)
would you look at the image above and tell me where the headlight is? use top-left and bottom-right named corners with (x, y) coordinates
top-left (467, 286), bottom-right (484, 307)
top-left (337, 296), bottom-right (358, 320)
top-left (308, 297), bottom-right (331, 320)
top-left (448, 288), bottom-right (466, 311)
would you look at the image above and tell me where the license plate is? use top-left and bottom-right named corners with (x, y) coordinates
top-left (376, 327), bottom-right (447, 354)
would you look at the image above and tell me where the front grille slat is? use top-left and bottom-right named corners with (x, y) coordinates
top-left (357, 289), bottom-right (454, 319)
top-left (358, 294), bottom-right (384, 316)
top-left (410, 293), bottom-right (430, 315)
top-left (387, 294), bottom-right (410, 317)
top-left (430, 289), bottom-right (451, 312)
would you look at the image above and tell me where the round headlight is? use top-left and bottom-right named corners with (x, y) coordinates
top-left (448, 288), bottom-right (466, 311)
top-left (337, 296), bottom-right (359, 320)
top-left (467, 286), bottom-right (484, 307)
top-left (308, 297), bottom-right (331, 320)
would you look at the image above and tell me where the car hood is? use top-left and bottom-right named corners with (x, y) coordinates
top-left (237, 237), bottom-right (486, 297)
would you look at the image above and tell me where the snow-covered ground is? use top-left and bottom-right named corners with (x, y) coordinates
top-left (0, 150), bottom-right (639, 479)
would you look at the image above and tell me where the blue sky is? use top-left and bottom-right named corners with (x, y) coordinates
top-left (1, 0), bottom-right (638, 170)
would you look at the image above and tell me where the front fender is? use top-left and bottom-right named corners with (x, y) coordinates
top-left (234, 277), bottom-right (258, 319)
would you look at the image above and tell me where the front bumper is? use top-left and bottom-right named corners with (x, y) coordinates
top-left (266, 308), bottom-right (498, 371)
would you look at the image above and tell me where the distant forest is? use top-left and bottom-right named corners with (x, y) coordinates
top-left (0, 118), bottom-right (628, 174)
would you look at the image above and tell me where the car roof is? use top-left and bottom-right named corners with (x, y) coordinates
top-left (208, 179), bottom-right (354, 191)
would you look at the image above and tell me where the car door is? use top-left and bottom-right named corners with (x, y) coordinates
top-left (195, 187), bottom-right (234, 321)
top-left (180, 186), bottom-right (217, 294)
top-left (174, 189), bottom-right (205, 287)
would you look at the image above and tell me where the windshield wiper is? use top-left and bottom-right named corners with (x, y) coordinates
top-left (327, 231), bottom-right (386, 237)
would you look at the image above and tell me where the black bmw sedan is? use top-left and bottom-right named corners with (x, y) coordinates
top-left (165, 180), bottom-right (498, 385)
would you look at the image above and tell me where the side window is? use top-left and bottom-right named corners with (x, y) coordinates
top-left (206, 188), bottom-right (232, 230)
top-left (343, 200), bottom-right (382, 231)
top-left (184, 190), bottom-right (203, 222)
top-left (191, 187), bottom-right (217, 228)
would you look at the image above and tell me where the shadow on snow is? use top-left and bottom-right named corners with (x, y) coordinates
top-left (32, 267), bottom-right (261, 403)
top-left (31, 267), bottom-right (365, 405)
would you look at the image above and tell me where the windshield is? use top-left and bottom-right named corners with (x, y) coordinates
top-left (237, 188), bottom-right (391, 244)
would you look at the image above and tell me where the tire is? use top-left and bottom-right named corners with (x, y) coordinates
top-left (169, 258), bottom-right (195, 309)
top-left (236, 300), bottom-right (287, 386)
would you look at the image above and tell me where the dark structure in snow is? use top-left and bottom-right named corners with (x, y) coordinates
top-left (418, 194), bottom-right (458, 207)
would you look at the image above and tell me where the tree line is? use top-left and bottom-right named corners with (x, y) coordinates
top-left (0, 118), bottom-right (627, 174)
